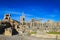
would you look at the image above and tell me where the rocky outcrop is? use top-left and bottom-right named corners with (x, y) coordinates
top-left (0, 21), bottom-right (19, 36)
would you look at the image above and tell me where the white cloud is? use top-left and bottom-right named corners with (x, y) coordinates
top-left (45, 14), bottom-right (56, 18)
top-left (3, 11), bottom-right (57, 22)
top-left (5, 11), bottom-right (21, 15)
top-left (49, 15), bottom-right (56, 18)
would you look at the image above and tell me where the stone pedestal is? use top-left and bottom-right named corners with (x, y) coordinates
top-left (4, 28), bottom-right (12, 36)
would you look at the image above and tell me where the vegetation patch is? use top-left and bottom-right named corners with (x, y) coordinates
top-left (47, 32), bottom-right (60, 34)
top-left (28, 32), bottom-right (37, 35)
top-left (30, 32), bottom-right (37, 34)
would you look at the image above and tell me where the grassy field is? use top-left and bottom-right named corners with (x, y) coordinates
top-left (47, 32), bottom-right (60, 34)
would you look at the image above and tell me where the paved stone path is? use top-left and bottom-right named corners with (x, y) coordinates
top-left (0, 35), bottom-right (60, 40)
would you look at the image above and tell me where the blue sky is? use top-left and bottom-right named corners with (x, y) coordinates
top-left (0, 0), bottom-right (60, 22)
